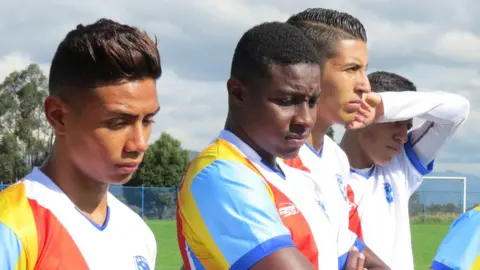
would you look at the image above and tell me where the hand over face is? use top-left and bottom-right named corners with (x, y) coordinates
top-left (345, 92), bottom-right (382, 130)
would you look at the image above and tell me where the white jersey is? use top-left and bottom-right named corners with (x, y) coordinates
top-left (283, 135), bottom-right (362, 265)
top-left (346, 91), bottom-right (470, 270)
top-left (0, 167), bottom-right (156, 270)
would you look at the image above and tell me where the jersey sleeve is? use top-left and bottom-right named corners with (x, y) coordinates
top-left (431, 209), bottom-right (480, 270)
top-left (0, 221), bottom-right (26, 269)
top-left (337, 228), bottom-right (366, 269)
top-left (177, 159), bottom-right (294, 270)
top-left (335, 146), bottom-right (366, 269)
top-left (378, 91), bottom-right (469, 193)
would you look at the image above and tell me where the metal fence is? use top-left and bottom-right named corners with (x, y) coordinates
top-left (0, 182), bottom-right (178, 220)
top-left (1, 181), bottom-right (478, 224)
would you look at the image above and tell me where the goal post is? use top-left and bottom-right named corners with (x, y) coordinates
top-left (422, 176), bottom-right (467, 213)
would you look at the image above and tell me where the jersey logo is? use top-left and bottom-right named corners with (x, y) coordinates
top-left (134, 256), bottom-right (150, 270)
top-left (347, 200), bottom-right (357, 211)
top-left (278, 202), bottom-right (299, 217)
top-left (317, 199), bottom-right (329, 220)
top-left (336, 174), bottom-right (348, 202)
top-left (384, 182), bottom-right (394, 203)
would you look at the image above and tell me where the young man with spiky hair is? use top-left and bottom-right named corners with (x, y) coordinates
top-left (341, 71), bottom-right (469, 269)
top-left (177, 21), bottom-right (368, 270)
top-left (284, 8), bottom-right (388, 269)
top-left (0, 19), bottom-right (162, 269)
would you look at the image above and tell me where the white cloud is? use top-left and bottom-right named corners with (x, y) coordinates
top-left (0, 52), bottom-right (49, 82)
top-left (151, 69), bottom-right (227, 150)
top-left (434, 31), bottom-right (480, 63)
top-left (1, 0), bottom-right (479, 175)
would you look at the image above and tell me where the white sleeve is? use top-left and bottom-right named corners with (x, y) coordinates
top-left (336, 149), bottom-right (366, 269)
top-left (378, 91), bottom-right (470, 167)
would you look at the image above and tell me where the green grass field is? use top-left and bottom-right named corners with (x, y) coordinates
top-left (148, 220), bottom-right (450, 270)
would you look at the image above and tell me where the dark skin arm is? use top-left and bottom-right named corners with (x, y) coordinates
top-left (180, 247), bottom-right (314, 270)
top-left (251, 247), bottom-right (314, 270)
top-left (363, 246), bottom-right (390, 270)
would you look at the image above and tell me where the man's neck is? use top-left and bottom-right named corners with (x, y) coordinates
top-left (339, 131), bottom-right (374, 169)
top-left (224, 117), bottom-right (276, 167)
top-left (308, 119), bottom-right (331, 153)
top-left (40, 142), bottom-right (109, 225)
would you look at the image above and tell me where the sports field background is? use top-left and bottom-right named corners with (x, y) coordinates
top-left (149, 220), bottom-right (450, 270)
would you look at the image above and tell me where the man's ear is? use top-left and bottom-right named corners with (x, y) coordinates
top-left (227, 77), bottom-right (245, 107)
top-left (44, 96), bottom-right (69, 136)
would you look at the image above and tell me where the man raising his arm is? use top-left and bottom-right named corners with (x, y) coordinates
top-left (341, 71), bottom-right (470, 269)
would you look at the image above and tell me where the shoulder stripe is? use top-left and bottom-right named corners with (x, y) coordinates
top-left (180, 139), bottom-right (274, 200)
top-left (0, 222), bottom-right (23, 270)
top-left (0, 183), bottom-right (38, 270)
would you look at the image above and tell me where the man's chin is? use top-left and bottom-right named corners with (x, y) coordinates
top-left (277, 148), bottom-right (301, 160)
top-left (108, 173), bottom-right (134, 185)
top-left (373, 157), bottom-right (394, 166)
top-left (338, 111), bottom-right (357, 125)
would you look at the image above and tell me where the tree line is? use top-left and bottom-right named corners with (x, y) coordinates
top-left (0, 64), bottom-right (190, 187)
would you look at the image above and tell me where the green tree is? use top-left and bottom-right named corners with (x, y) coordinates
top-left (127, 132), bottom-right (190, 187)
top-left (326, 127), bottom-right (335, 140)
top-left (123, 132), bottom-right (189, 219)
top-left (0, 64), bottom-right (51, 183)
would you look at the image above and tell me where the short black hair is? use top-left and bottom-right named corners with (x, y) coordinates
top-left (368, 71), bottom-right (417, 93)
top-left (230, 21), bottom-right (320, 85)
top-left (49, 18), bottom-right (161, 102)
top-left (287, 8), bottom-right (366, 63)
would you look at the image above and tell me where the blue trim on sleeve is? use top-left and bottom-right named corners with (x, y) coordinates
top-left (338, 252), bottom-right (349, 270)
top-left (338, 238), bottom-right (367, 270)
top-left (430, 261), bottom-right (454, 270)
top-left (231, 235), bottom-right (295, 270)
top-left (404, 132), bottom-right (435, 175)
top-left (0, 222), bottom-right (23, 270)
top-left (354, 238), bottom-right (366, 252)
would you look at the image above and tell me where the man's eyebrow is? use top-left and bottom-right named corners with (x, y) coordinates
top-left (343, 60), bottom-right (368, 69)
top-left (343, 62), bottom-right (362, 68)
top-left (276, 88), bottom-right (303, 95)
top-left (106, 107), bottom-right (160, 117)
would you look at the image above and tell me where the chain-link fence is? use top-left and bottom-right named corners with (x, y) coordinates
top-left (1, 177), bottom-right (478, 224)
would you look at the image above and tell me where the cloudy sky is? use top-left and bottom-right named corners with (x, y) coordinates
top-left (1, 0), bottom-right (479, 175)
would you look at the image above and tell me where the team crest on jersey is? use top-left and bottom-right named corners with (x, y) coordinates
top-left (336, 174), bottom-right (348, 202)
top-left (278, 202), bottom-right (299, 217)
top-left (384, 182), bottom-right (394, 203)
top-left (134, 256), bottom-right (150, 270)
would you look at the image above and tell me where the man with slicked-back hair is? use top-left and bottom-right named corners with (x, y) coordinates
top-left (0, 18), bottom-right (162, 269)
top-left (284, 8), bottom-right (389, 270)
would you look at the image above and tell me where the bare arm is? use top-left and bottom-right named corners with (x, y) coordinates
top-left (251, 247), bottom-right (314, 270)
top-left (363, 246), bottom-right (390, 270)
top-left (180, 248), bottom-right (314, 270)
